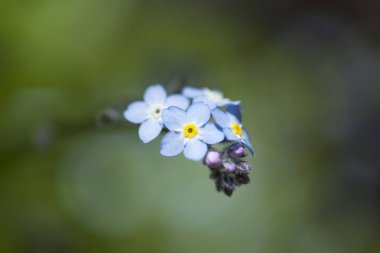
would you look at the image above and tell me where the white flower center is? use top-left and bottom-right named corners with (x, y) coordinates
top-left (204, 89), bottom-right (223, 102)
top-left (150, 104), bottom-right (164, 119)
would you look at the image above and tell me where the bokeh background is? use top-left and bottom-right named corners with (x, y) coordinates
top-left (1, 0), bottom-right (380, 252)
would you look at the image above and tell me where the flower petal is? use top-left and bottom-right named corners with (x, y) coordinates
top-left (242, 128), bottom-right (255, 156)
top-left (226, 104), bottom-right (242, 122)
top-left (187, 103), bottom-right (210, 126)
top-left (223, 128), bottom-right (241, 142)
top-left (123, 101), bottom-right (148, 124)
top-left (165, 94), bottom-right (189, 110)
top-left (215, 99), bottom-right (231, 107)
top-left (160, 131), bottom-right (184, 156)
top-left (184, 139), bottom-right (208, 161)
top-left (216, 99), bottom-right (240, 107)
top-left (144, 84), bottom-right (167, 105)
top-left (228, 113), bottom-right (241, 125)
top-left (162, 106), bottom-right (187, 131)
top-left (199, 123), bottom-right (225, 144)
top-left (182, 86), bottom-right (204, 98)
top-left (138, 119), bottom-right (163, 143)
top-left (211, 109), bottom-right (231, 128)
top-left (193, 96), bottom-right (216, 109)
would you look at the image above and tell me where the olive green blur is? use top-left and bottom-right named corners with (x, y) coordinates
top-left (1, 0), bottom-right (379, 252)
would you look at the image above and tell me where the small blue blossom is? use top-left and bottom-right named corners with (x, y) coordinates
top-left (212, 105), bottom-right (255, 156)
top-left (124, 84), bottom-right (189, 143)
top-left (182, 86), bottom-right (240, 109)
top-left (160, 103), bottom-right (225, 161)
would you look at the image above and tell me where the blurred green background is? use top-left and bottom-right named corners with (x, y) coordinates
top-left (1, 0), bottom-right (380, 252)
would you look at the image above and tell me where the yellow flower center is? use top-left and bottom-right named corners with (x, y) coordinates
top-left (183, 123), bottom-right (198, 138)
top-left (232, 123), bottom-right (243, 137)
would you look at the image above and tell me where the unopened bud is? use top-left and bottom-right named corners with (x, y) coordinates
top-left (204, 151), bottom-right (222, 169)
top-left (223, 161), bottom-right (236, 172)
top-left (238, 162), bottom-right (251, 172)
top-left (236, 173), bottom-right (250, 184)
top-left (228, 143), bottom-right (245, 159)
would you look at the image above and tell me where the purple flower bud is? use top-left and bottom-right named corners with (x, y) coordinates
top-left (228, 143), bottom-right (245, 159)
top-left (223, 161), bottom-right (236, 172)
top-left (204, 151), bottom-right (222, 169)
top-left (238, 162), bottom-right (251, 172)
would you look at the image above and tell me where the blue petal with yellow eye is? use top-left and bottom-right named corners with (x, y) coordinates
top-left (212, 108), bottom-right (254, 156)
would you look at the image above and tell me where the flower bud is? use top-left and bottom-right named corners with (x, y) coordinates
top-left (223, 161), bottom-right (236, 172)
top-left (204, 151), bottom-right (222, 169)
top-left (223, 185), bottom-right (234, 197)
top-left (228, 143), bottom-right (245, 159)
top-left (236, 173), bottom-right (250, 184)
top-left (238, 162), bottom-right (251, 172)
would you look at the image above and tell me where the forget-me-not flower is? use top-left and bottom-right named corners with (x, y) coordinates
top-left (160, 103), bottom-right (225, 161)
top-left (124, 84), bottom-right (189, 143)
top-left (182, 86), bottom-right (240, 109)
top-left (212, 105), bottom-right (254, 156)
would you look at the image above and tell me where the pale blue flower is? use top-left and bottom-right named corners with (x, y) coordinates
top-left (182, 86), bottom-right (240, 109)
top-left (212, 105), bottom-right (254, 156)
top-left (124, 84), bottom-right (189, 143)
top-left (160, 103), bottom-right (225, 161)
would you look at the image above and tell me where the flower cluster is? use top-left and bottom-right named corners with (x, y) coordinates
top-left (206, 144), bottom-right (252, 196)
top-left (124, 84), bottom-right (255, 196)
